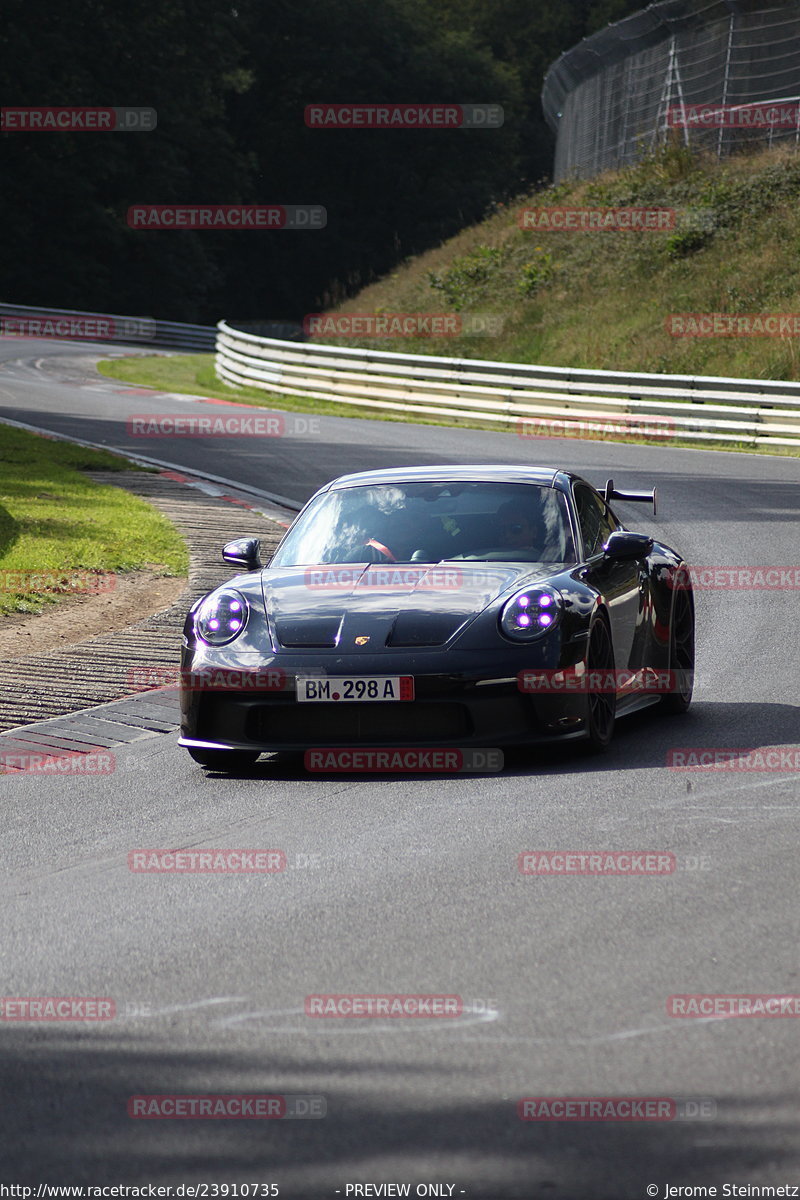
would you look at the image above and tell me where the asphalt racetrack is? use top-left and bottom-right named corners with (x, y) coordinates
top-left (1, 338), bottom-right (799, 1197)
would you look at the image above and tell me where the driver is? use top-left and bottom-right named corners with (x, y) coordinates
top-left (496, 499), bottom-right (545, 552)
top-left (363, 506), bottom-right (420, 562)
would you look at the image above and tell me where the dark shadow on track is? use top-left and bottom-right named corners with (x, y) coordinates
top-left (183, 702), bottom-right (800, 781)
top-left (0, 1034), bottom-right (795, 1196)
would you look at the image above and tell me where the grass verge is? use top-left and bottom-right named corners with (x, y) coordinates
top-left (0, 425), bottom-right (189, 615)
top-left (97, 352), bottom-right (486, 427)
top-left (98, 352), bottom-right (800, 458)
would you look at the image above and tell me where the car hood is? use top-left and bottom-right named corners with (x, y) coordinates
top-left (260, 562), bottom-right (562, 649)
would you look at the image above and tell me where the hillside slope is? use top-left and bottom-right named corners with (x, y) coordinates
top-left (314, 143), bottom-right (800, 382)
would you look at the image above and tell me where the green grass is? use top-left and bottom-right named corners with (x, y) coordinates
top-left (99, 351), bottom-right (522, 431)
top-left (98, 350), bottom-right (800, 458)
top-left (101, 351), bottom-right (571, 433)
top-left (0, 426), bottom-right (189, 615)
top-left (97, 353), bottom-right (411, 425)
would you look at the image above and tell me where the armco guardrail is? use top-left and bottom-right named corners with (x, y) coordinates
top-left (216, 321), bottom-right (800, 449)
top-left (0, 302), bottom-right (215, 350)
top-left (0, 303), bottom-right (302, 352)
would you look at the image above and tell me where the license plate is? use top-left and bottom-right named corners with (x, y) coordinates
top-left (297, 675), bottom-right (415, 703)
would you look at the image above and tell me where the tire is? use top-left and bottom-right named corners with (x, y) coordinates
top-left (661, 581), bottom-right (695, 714)
top-left (584, 614), bottom-right (616, 753)
top-left (187, 748), bottom-right (261, 771)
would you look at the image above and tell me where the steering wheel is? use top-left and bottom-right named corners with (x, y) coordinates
top-left (363, 538), bottom-right (397, 562)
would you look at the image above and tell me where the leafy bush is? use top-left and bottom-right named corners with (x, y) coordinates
top-left (665, 228), bottom-right (713, 258)
top-left (427, 245), bottom-right (507, 309)
top-left (517, 248), bottom-right (554, 295)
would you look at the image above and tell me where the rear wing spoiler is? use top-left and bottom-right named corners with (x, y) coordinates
top-left (603, 478), bottom-right (657, 517)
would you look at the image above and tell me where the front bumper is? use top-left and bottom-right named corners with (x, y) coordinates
top-left (179, 646), bottom-right (591, 753)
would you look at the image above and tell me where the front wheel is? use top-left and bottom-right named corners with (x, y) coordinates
top-left (661, 583), bottom-right (695, 714)
top-left (584, 615), bottom-right (616, 753)
top-left (186, 748), bottom-right (261, 772)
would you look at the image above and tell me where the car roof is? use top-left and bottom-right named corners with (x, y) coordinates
top-left (326, 465), bottom-right (568, 490)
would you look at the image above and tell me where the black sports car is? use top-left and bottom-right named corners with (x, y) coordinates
top-left (179, 465), bottom-right (695, 771)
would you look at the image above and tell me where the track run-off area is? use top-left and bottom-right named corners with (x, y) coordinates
top-left (0, 338), bottom-right (799, 1197)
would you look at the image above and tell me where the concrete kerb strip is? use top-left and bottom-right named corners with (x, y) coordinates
top-left (0, 689), bottom-right (182, 769)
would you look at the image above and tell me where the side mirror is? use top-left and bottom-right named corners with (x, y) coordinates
top-left (222, 537), bottom-right (262, 570)
top-left (603, 530), bottom-right (653, 561)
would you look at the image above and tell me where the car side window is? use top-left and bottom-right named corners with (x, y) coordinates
top-left (574, 484), bottom-right (618, 559)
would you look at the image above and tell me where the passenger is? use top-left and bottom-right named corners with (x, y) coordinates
top-left (496, 499), bottom-right (545, 552)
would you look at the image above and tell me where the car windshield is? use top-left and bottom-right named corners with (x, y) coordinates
top-left (271, 481), bottom-right (576, 565)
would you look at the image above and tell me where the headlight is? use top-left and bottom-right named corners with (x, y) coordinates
top-left (500, 585), bottom-right (561, 642)
top-left (195, 588), bottom-right (249, 645)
